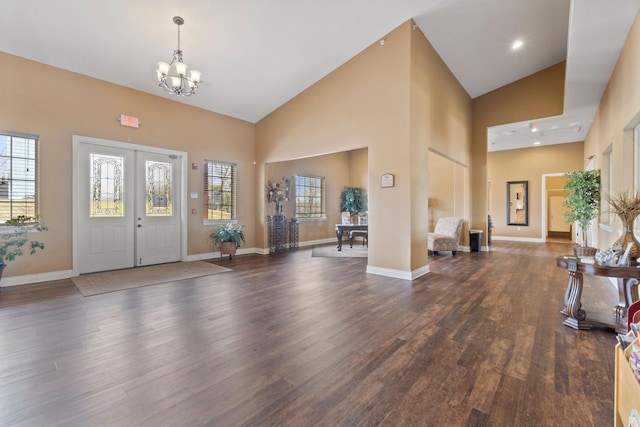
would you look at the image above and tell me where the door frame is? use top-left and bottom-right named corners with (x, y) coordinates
top-left (72, 135), bottom-right (188, 276)
top-left (541, 172), bottom-right (571, 242)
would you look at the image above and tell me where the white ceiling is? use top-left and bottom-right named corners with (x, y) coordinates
top-left (1, 0), bottom-right (638, 151)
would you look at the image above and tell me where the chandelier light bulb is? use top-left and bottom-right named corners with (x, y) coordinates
top-left (157, 62), bottom-right (170, 75)
top-left (175, 62), bottom-right (187, 76)
top-left (156, 16), bottom-right (201, 96)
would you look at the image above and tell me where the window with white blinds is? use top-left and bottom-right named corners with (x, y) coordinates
top-left (204, 160), bottom-right (237, 221)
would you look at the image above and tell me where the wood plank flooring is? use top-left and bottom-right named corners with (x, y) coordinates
top-left (0, 240), bottom-right (619, 426)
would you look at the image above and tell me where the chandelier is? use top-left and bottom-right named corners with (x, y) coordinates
top-left (156, 16), bottom-right (201, 96)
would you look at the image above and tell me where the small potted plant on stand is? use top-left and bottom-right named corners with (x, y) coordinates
top-left (0, 215), bottom-right (48, 281)
top-left (562, 169), bottom-right (600, 256)
top-left (211, 223), bottom-right (245, 260)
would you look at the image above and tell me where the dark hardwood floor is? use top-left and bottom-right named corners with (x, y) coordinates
top-left (0, 240), bottom-right (619, 426)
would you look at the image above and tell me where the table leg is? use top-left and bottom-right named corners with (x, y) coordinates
top-left (561, 262), bottom-right (591, 330)
top-left (336, 229), bottom-right (344, 251)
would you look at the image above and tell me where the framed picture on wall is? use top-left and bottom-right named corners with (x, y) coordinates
top-left (381, 173), bottom-right (394, 188)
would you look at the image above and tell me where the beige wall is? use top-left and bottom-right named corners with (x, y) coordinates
top-left (256, 20), bottom-right (472, 275)
top-left (411, 24), bottom-right (472, 263)
top-left (472, 62), bottom-right (566, 244)
top-left (427, 152), bottom-right (467, 237)
top-left (0, 52), bottom-right (255, 278)
top-left (488, 141), bottom-right (584, 239)
top-left (586, 15), bottom-right (640, 251)
top-left (265, 148), bottom-right (367, 242)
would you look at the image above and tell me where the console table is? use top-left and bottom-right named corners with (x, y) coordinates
top-left (556, 257), bottom-right (640, 332)
top-left (335, 224), bottom-right (368, 251)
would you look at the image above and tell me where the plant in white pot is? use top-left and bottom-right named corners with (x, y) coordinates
top-left (0, 215), bottom-right (48, 279)
top-left (562, 169), bottom-right (600, 256)
top-left (211, 223), bottom-right (245, 260)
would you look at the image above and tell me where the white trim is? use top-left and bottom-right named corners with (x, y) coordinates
top-left (185, 246), bottom-right (261, 261)
top-left (366, 265), bottom-right (413, 280)
top-left (299, 237), bottom-right (336, 247)
top-left (411, 264), bottom-right (430, 280)
top-left (0, 270), bottom-right (73, 287)
top-left (491, 235), bottom-right (544, 243)
top-left (541, 172), bottom-right (567, 242)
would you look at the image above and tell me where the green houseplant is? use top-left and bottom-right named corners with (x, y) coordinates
top-left (562, 169), bottom-right (600, 254)
top-left (340, 187), bottom-right (366, 222)
top-left (0, 215), bottom-right (48, 278)
top-left (211, 223), bottom-right (245, 260)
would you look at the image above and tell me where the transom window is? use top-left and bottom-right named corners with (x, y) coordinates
top-left (0, 132), bottom-right (39, 223)
top-left (295, 175), bottom-right (325, 219)
top-left (204, 160), bottom-right (237, 221)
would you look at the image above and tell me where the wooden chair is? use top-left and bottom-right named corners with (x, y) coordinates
top-left (349, 230), bottom-right (368, 248)
top-left (428, 217), bottom-right (463, 256)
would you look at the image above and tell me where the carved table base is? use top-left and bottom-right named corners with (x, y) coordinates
top-left (558, 259), bottom-right (640, 333)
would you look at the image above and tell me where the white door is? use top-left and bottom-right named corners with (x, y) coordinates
top-left (135, 151), bottom-right (181, 266)
top-left (76, 141), bottom-right (182, 274)
top-left (548, 195), bottom-right (570, 232)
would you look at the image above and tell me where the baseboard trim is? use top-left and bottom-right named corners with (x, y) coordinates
top-left (411, 264), bottom-right (430, 279)
top-left (491, 236), bottom-right (544, 243)
top-left (366, 265), bottom-right (411, 280)
top-left (0, 269), bottom-right (74, 287)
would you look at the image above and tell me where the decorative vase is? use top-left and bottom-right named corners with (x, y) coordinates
top-left (612, 214), bottom-right (640, 262)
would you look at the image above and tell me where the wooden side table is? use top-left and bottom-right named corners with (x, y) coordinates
top-left (556, 257), bottom-right (640, 332)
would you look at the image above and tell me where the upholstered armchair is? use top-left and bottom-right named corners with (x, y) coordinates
top-left (428, 217), bottom-right (463, 256)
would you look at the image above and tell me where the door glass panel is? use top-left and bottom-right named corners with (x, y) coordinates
top-left (146, 160), bottom-right (173, 216)
top-left (90, 153), bottom-right (124, 217)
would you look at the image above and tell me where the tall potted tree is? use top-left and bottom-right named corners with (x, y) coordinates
top-left (562, 169), bottom-right (600, 256)
top-left (340, 187), bottom-right (366, 223)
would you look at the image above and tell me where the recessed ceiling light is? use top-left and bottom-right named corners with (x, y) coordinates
top-left (512, 39), bottom-right (523, 50)
top-left (533, 141), bottom-right (541, 145)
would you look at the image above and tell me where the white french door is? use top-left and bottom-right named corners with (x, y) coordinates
top-left (135, 151), bottom-right (181, 266)
top-left (74, 137), bottom-right (184, 274)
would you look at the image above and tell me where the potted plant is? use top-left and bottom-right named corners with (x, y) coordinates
top-left (562, 169), bottom-right (600, 255)
top-left (0, 215), bottom-right (48, 279)
top-left (340, 186), bottom-right (366, 223)
top-left (211, 223), bottom-right (245, 260)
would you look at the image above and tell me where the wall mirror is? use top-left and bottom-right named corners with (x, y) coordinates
top-left (507, 181), bottom-right (528, 226)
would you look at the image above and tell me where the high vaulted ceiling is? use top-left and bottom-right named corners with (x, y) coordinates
top-left (1, 1), bottom-right (639, 150)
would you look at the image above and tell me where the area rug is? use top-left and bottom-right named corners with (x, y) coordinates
top-left (311, 245), bottom-right (368, 258)
top-left (72, 261), bottom-right (231, 296)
